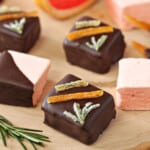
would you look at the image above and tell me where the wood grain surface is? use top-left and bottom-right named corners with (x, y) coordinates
top-left (0, 0), bottom-right (150, 150)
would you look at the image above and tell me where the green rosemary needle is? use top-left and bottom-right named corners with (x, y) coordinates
top-left (0, 115), bottom-right (50, 150)
top-left (3, 17), bottom-right (26, 34)
top-left (64, 102), bottom-right (100, 126)
top-left (86, 35), bottom-right (108, 51)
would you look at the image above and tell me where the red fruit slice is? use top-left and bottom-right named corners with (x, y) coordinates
top-left (49, 0), bottom-right (89, 10)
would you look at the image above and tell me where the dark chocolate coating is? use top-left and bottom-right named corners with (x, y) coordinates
top-left (42, 74), bottom-right (116, 144)
top-left (0, 51), bottom-right (34, 107)
top-left (63, 16), bottom-right (126, 73)
top-left (145, 49), bottom-right (150, 58)
top-left (0, 15), bottom-right (40, 53)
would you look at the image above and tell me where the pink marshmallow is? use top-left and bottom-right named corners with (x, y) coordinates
top-left (105, 0), bottom-right (150, 29)
top-left (8, 50), bottom-right (50, 106)
top-left (116, 58), bottom-right (150, 110)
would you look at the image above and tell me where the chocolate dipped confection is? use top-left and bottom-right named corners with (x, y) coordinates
top-left (132, 41), bottom-right (150, 58)
top-left (0, 10), bottom-right (40, 53)
top-left (146, 49), bottom-right (150, 58)
top-left (0, 50), bottom-right (50, 107)
top-left (42, 74), bottom-right (116, 144)
top-left (105, 0), bottom-right (150, 30)
top-left (63, 16), bottom-right (126, 73)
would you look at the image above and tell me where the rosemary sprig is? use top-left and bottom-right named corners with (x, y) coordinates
top-left (0, 115), bottom-right (50, 150)
top-left (3, 17), bottom-right (26, 34)
top-left (0, 5), bottom-right (21, 14)
top-left (64, 102), bottom-right (100, 126)
top-left (75, 20), bottom-right (101, 29)
top-left (55, 80), bottom-right (88, 92)
top-left (86, 35), bottom-right (108, 51)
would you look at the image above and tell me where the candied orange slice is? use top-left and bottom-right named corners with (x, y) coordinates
top-left (126, 15), bottom-right (150, 30)
top-left (34, 0), bottom-right (49, 13)
top-left (0, 11), bottom-right (38, 21)
top-left (47, 90), bottom-right (104, 103)
top-left (34, 0), bottom-right (41, 7)
top-left (67, 26), bottom-right (114, 41)
top-left (34, 0), bottom-right (96, 19)
top-left (50, 0), bottom-right (89, 9)
top-left (132, 41), bottom-right (148, 57)
top-left (129, 141), bottom-right (150, 150)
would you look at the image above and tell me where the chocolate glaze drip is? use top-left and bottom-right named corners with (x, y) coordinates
top-left (42, 74), bottom-right (116, 144)
top-left (0, 51), bottom-right (34, 106)
top-left (63, 16), bottom-right (126, 73)
top-left (0, 15), bottom-right (40, 53)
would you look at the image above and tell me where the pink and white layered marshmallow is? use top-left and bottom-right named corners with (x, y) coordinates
top-left (105, 0), bottom-right (150, 30)
top-left (116, 58), bottom-right (150, 110)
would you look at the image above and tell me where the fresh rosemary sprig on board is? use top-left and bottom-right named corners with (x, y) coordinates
top-left (0, 115), bottom-right (50, 150)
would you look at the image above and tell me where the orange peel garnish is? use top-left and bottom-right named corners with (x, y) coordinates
top-left (67, 26), bottom-right (114, 41)
top-left (132, 41), bottom-right (148, 57)
top-left (126, 15), bottom-right (150, 30)
top-left (0, 11), bottom-right (38, 21)
top-left (47, 90), bottom-right (104, 103)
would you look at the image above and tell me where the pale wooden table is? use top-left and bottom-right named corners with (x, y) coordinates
top-left (0, 0), bottom-right (150, 150)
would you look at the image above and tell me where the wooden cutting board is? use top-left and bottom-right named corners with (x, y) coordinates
top-left (0, 0), bottom-right (150, 150)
